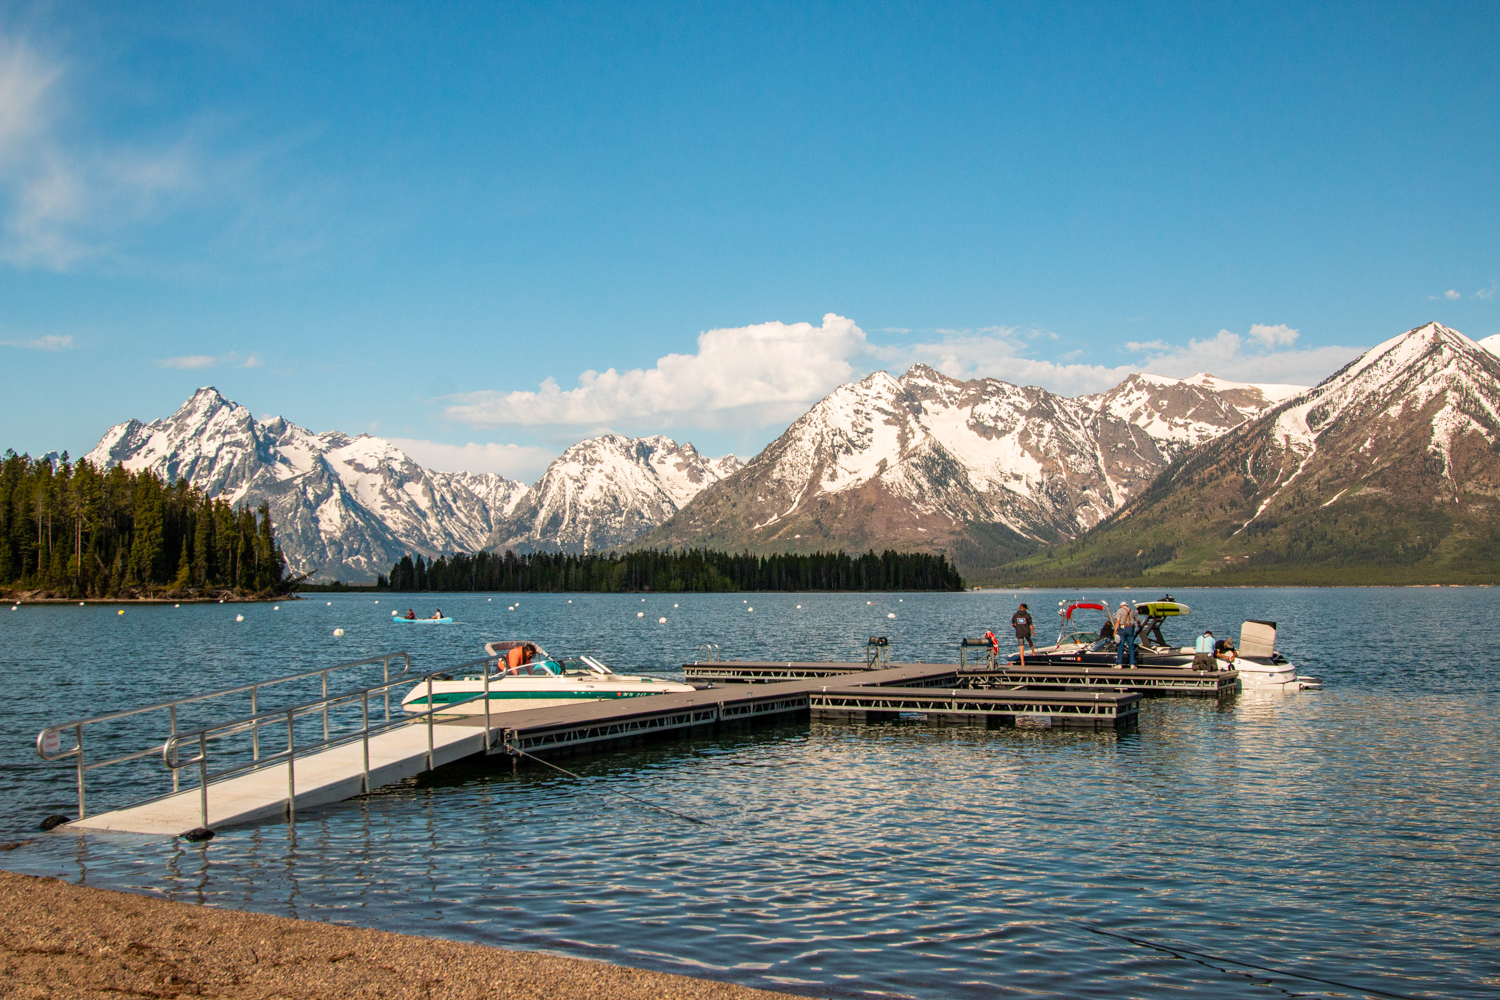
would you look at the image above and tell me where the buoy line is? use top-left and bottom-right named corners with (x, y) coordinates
top-left (500, 746), bottom-right (1431, 1000)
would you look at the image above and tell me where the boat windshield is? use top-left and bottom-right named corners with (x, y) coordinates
top-left (558, 655), bottom-right (615, 676)
top-left (501, 660), bottom-right (562, 677)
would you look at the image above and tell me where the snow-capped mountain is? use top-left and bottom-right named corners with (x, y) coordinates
top-left (86, 388), bottom-right (529, 581)
top-left (1028, 322), bottom-right (1500, 581)
top-left (85, 388), bottom-right (739, 580)
top-left (643, 364), bottom-right (1304, 571)
top-left (489, 435), bottom-right (743, 553)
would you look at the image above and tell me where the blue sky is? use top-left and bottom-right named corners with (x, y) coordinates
top-left (2, 1), bottom-right (1497, 480)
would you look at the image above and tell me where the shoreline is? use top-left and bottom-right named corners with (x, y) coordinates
top-left (2, 594), bottom-right (295, 605)
top-left (0, 869), bottom-right (815, 999)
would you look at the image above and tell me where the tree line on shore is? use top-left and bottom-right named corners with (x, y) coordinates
top-left (0, 451), bottom-right (287, 599)
top-left (378, 547), bottom-right (965, 592)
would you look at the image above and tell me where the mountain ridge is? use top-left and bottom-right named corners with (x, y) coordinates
top-left (997, 322), bottom-right (1500, 584)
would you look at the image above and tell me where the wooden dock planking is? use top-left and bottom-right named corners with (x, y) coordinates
top-left (687, 660), bottom-right (1236, 699)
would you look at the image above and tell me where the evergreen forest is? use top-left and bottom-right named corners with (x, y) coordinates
top-left (0, 452), bottom-right (287, 599)
top-left (380, 548), bottom-right (964, 593)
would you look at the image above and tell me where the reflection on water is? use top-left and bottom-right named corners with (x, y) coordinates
top-left (3, 589), bottom-right (1499, 999)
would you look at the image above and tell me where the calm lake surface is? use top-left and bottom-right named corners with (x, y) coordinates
top-left (2, 588), bottom-right (1497, 999)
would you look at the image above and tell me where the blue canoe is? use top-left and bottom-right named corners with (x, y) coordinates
top-left (392, 616), bottom-right (453, 624)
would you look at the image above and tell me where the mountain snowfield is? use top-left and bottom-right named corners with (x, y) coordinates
top-left (643, 364), bottom-right (1306, 571)
top-left (85, 390), bottom-right (735, 581)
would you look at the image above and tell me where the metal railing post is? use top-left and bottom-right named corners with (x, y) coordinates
top-left (75, 724), bottom-right (86, 819)
top-left (286, 709), bottom-right (296, 820)
top-left (383, 657), bottom-right (392, 722)
top-left (169, 704), bottom-right (179, 793)
top-left (251, 685), bottom-right (259, 761)
top-left (426, 676), bottom-right (435, 770)
top-left (361, 689), bottom-right (371, 794)
top-left (198, 733), bottom-right (209, 829)
top-left (483, 660), bottom-right (493, 752)
top-left (321, 671), bottom-right (329, 741)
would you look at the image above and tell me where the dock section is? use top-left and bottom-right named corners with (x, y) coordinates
top-left (687, 660), bottom-right (1236, 698)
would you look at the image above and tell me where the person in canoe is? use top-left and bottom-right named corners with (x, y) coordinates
top-left (431, 609), bottom-right (444, 619)
top-left (404, 609), bottom-right (417, 620)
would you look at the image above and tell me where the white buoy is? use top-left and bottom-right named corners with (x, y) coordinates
top-left (888, 612), bottom-right (896, 619)
top-left (333, 628), bottom-right (344, 637)
top-left (899, 599), bottom-right (903, 602)
top-left (218, 599), bottom-right (224, 603)
top-left (488, 598), bottom-right (492, 602)
top-left (796, 604), bottom-right (802, 609)
top-left (375, 600), bottom-right (379, 603)
top-left (568, 600), bottom-right (572, 603)
top-left (79, 602), bottom-right (84, 607)
top-left (641, 598), bottom-right (646, 602)
top-left (117, 609), bottom-right (124, 615)
top-left (867, 601), bottom-right (873, 605)
top-left (235, 614), bottom-right (244, 622)
top-left (673, 603), bottom-right (679, 608)
top-left (637, 611), bottom-right (645, 617)
top-left (391, 610), bottom-right (398, 616)
top-left (748, 607), bottom-right (754, 612)
top-left (658, 617), bottom-right (667, 624)
top-left (273, 605), bottom-right (279, 611)
top-left (175, 603), bottom-right (180, 608)
top-left (327, 601), bottom-right (332, 605)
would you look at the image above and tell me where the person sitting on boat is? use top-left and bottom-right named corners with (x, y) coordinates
top-left (1214, 636), bottom-right (1237, 664)
top-left (1192, 630), bottom-right (1216, 671)
top-left (431, 609), bottom-right (443, 619)
top-left (404, 609), bottom-right (416, 619)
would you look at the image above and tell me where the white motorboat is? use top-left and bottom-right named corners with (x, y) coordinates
top-left (401, 640), bottom-right (696, 716)
top-left (1233, 620), bottom-right (1320, 691)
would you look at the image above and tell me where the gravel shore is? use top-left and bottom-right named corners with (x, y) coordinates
top-left (0, 870), bottom-right (815, 999)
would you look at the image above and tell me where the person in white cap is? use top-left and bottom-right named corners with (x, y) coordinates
top-left (1114, 601), bottom-right (1140, 667)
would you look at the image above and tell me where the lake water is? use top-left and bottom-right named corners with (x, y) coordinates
top-left (2, 588), bottom-right (1497, 999)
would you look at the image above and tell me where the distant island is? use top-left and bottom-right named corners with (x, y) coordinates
top-left (1, 452), bottom-right (291, 602)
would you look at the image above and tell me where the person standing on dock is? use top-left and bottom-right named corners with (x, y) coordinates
top-left (1010, 603), bottom-right (1036, 666)
top-left (1192, 630), bottom-right (1216, 671)
top-left (1114, 601), bottom-right (1140, 667)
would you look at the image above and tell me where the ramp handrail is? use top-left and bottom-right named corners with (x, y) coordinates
top-left (161, 655), bottom-right (499, 830)
top-left (36, 652), bottom-right (413, 821)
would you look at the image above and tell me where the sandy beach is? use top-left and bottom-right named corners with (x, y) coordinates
top-left (0, 870), bottom-right (814, 999)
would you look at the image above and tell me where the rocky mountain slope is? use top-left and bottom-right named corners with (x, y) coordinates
top-left (489, 435), bottom-right (741, 554)
top-left (87, 389), bottom-right (529, 581)
top-left (641, 364), bottom-right (1303, 575)
top-left (86, 390), bottom-right (737, 580)
top-left (1004, 322), bottom-right (1500, 584)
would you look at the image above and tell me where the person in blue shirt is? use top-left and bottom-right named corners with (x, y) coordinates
top-left (1192, 630), bottom-right (1216, 671)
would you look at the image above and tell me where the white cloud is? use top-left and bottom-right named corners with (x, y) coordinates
top-left (878, 322), bottom-right (1354, 394)
top-left (1477, 282), bottom-right (1497, 301)
top-left (445, 313), bottom-right (867, 428)
top-left (1430, 289), bottom-right (1462, 301)
top-left (1, 332), bottom-right (73, 350)
top-left (0, 35), bottom-right (203, 269)
top-left (387, 438), bottom-right (555, 481)
top-left (155, 351), bottom-right (263, 370)
top-left (1248, 323), bottom-right (1299, 347)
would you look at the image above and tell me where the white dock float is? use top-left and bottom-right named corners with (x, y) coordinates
top-left (69, 720), bottom-right (489, 835)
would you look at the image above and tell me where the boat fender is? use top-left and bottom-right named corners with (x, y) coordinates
top-left (39, 814), bottom-right (69, 831)
top-left (181, 827), bottom-right (215, 843)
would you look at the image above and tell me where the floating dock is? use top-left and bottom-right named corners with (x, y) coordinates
top-left (55, 661), bottom-right (1148, 838)
top-left (686, 660), bottom-right (1237, 699)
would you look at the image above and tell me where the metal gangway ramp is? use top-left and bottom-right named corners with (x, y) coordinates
top-left (36, 652), bottom-right (511, 838)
